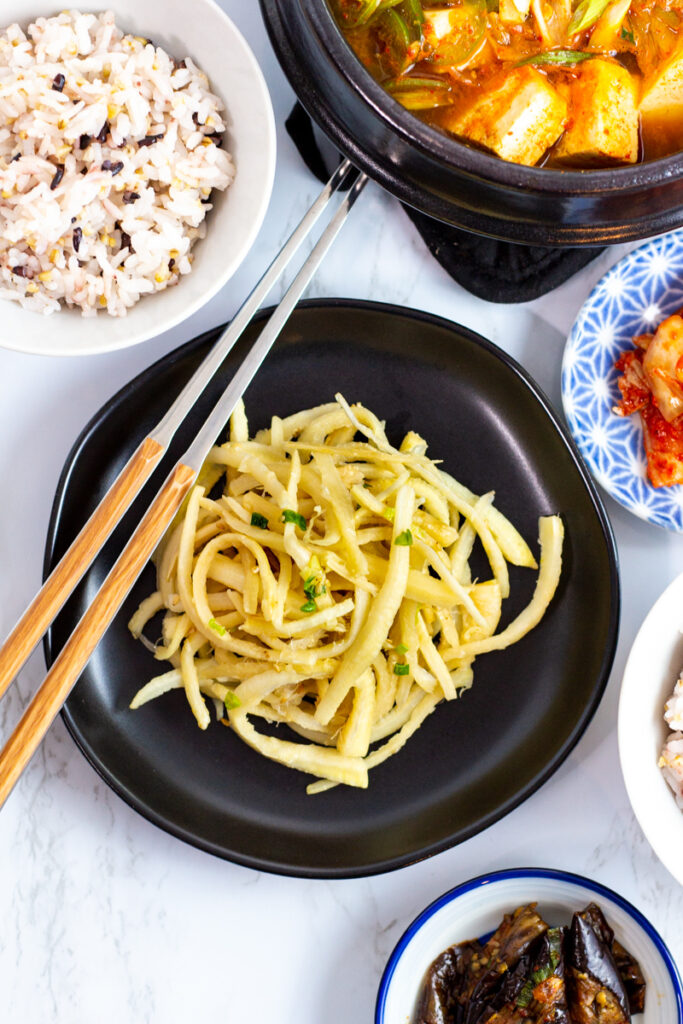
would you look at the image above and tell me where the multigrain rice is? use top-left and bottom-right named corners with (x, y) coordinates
top-left (0, 9), bottom-right (234, 316)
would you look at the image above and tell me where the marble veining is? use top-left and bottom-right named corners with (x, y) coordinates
top-left (1, 3), bottom-right (682, 1021)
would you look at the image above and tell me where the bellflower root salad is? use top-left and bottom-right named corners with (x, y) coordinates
top-left (128, 396), bottom-right (564, 793)
top-left (0, 10), bottom-right (234, 316)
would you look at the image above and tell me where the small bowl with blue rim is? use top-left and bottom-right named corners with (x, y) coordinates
top-left (376, 867), bottom-right (682, 1024)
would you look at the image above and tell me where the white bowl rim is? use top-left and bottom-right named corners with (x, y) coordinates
top-left (0, 0), bottom-right (276, 356)
top-left (375, 866), bottom-right (683, 1024)
top-left (618, 570), bottom-right (683, 886)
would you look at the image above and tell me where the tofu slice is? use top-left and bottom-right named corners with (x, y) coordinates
top-left (422, 5), bottom-right (487, 69)
top-left (499, 0), bottom-right (532, 26)
top-left (554, 58), bottom-right (638, 164)
top-left (640, 40), bottom-right (683, 116)
top-left (443, 66), bottom-right (567, 166)
top-left (423, 7), bottom-right (456, 41)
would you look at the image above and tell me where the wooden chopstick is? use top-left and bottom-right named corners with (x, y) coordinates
top-left (0, 171), bottom-right (368, 809)
top-left (0, 463), bottom-right (196, 805)
top-left (0, 158), bottom-right (355, 703)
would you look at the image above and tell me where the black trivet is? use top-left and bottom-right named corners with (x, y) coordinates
top-left (286, 102), bottom-right (604, 304)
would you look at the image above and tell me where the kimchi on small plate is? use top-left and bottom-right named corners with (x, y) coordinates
top-left (562, 232), bottom-right (683, 532)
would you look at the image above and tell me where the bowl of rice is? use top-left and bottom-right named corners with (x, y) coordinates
top-left (0, 1), bottom-right (276, 355)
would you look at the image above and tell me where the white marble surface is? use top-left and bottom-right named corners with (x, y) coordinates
top-left (1, 3), bottom-right (682, 1020)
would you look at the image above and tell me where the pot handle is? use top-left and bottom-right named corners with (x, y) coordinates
top-left (286, 102), bottom-right (354, 190)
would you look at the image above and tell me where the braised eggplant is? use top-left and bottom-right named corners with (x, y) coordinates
top-left (462, 905), bottom-right (548, 1024)
top-left (416, 942), bottom-right (482, 1024)
top-left (565, 907), bottom-right (630, 1023)
top-left (464, 950), bottom-right (535, 1024)
top-left (566, 905), bottom-right (645, 1015)
top-left (414, 904), bottom-right (645, 1024)
top-left (611, 940), bottom-right (646, 1015)
top-left (462, 904), bottom-right (549, 1008)
top-left (463, 928), bottom-right (571, 1024)
top-left (512, 928), bottom-right (571, 1024)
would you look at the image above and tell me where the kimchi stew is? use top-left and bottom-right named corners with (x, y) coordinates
top-left (330, 0), bottom-right (683, 167)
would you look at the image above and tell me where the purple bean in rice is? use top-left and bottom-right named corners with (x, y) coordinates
top-left (50, 165), bottom-right (65, 190)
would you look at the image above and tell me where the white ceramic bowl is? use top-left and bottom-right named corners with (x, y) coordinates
top-left (376, 868), bottom-right (682, 1024)
top-left (619, 573), bottom-right (683, 887)
top-left (0, 0), bottom-right (275, 356)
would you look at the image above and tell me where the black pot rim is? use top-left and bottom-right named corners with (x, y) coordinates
top-left (303, 0), bottom-right (683, 196)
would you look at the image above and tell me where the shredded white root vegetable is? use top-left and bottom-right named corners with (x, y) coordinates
top-left (128, 396), bottom-right (564, 793)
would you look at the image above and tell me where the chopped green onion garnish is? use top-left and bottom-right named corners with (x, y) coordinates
top-left (395, 643), bottom-right (408, 655)
top-left (516, 962), bottom-right (553, 1007)
top-left (393, 662), bottom-right (410, 675)
top-left (394, 528), bottom-right (413, 546)
top-left (224, 690), bottom-right (241, 710)
top-left (399, 0), bottom-right (425, 39)
top-left (250, 512), bottom-right (268, 529)
top-left (300, 599), bottom-right (317, 614)
top-left (208, 618), bottom-right (227, 636)
top-left (303, 573), bottom-right (326, 601)
top-left (391, 88), bottom-right (455, 111)
top-left (383, 506), bottom-right (395, 522)
top-left (385, 75), bottom-right (450, 93)
top-left (383, 8), bottom-right (411, 49)
top-left (516, 980), bottom-right (533, 1009)
top-left (567, 0), bottom-right (611, 35)
top-left (281, 509), bottom-right (307, 531)
top-left (385, 75), bottom-right (454, 112)
top-left (621, 26), bottom-right (634, 42)
top-left (547, 929), bottom-right (562, 969)
top-left (531, 964), bottom-right (554, 985)
top-left (346, 0), bottom-right (402, 27)
top-left (516, 49), bottom-right (595, 66)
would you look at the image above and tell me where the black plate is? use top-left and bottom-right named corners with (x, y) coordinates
top-left (44, 300), bottom-right (619, 878)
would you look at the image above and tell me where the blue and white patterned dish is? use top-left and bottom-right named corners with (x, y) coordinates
top-left (562, 232), bottom-right (683, 532)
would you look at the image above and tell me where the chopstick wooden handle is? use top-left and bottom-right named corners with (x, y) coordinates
top-left (0, 461), bottom-right (196, 809)
top-left (0, 436), bottom-right (165, 701)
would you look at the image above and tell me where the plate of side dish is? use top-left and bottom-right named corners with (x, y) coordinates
top-left (44, 300), bottom-right (619, 877)
top-left (562, 232), bottom-right (683, 531)
top-left (619, 571), bottom-right (683, 888)
top-left (376, 868), bottom-right (683, 1024)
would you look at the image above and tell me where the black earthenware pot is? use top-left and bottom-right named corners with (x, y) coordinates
top-left (260, 0), bottom-right (683, 245)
